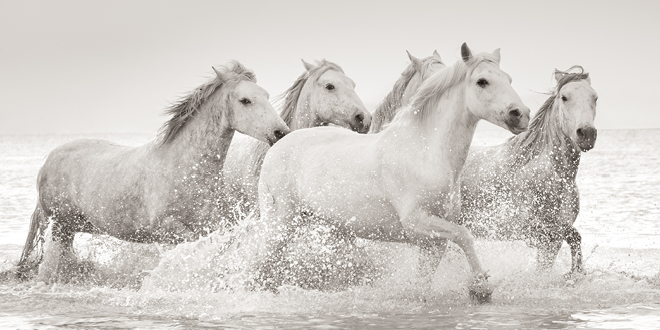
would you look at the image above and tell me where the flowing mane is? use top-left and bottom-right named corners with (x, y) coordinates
top-left (157, 61), bottom-right (257, 146)
top-left (275, 60), bottom-right (344, 126)
top-left (370, 55), bottom-right (444, 132)
top-left (506, 66), bottom-right (590, 165)
top-left (388, 53), bottom-right (499, 128)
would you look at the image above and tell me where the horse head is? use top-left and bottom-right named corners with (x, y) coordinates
top-left (552, 67), bottom-right (598, 152)
top-left (297, 60), bottom-right (371, 133)
top-left (401, 50), bottom-right (446, 107)
top-left (213, 63), bottom-right (290, 146)
top-left (461, 43), bottom-right (530, 135)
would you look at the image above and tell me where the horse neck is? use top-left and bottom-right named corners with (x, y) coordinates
top-left (398, 89), bottom-right (479, 178)
top-left (507, 106), bottom-right (581, 178)
top-left (159, 103), bottom-right (234, 177)
top-left (371, 73), bottom-right (419, 133)
top-left (288, 90), bottom-right (319, 130)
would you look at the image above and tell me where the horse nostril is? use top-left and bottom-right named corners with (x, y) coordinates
top-left (509, 109), bottom-right (521, 119)
top-left (274, 130), bottom-right (287, 140)
top-left (576, 128), bottom-right (584, 139)
top-left (355, 113), bottom-right (364, 124)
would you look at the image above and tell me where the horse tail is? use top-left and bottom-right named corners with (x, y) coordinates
top-left (14, 203), bottom-right (49, 280)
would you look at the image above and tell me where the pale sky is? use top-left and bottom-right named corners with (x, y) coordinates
top-left (1, 0), bottom-right (658, 134)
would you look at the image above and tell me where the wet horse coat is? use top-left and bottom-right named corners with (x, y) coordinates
top-left (459, 66), bottom-right (597, 275)
top-left (232, 44), bottom-right (530, 302)
top-left (369, 51), bottom-right (445, 133)
top-left (222, 60), bottom-right (371, 217)
top-left (15, 62), bottom-right (290, 281)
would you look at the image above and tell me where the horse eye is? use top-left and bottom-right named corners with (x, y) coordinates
top-left (240, 98), bottom-right (252, 105)
top-left (561, 95), bottom-right (568, 102)
top-left (477, 79), bottom-right (488, 87)
top-left (326, 83), bottom-right (335, 90)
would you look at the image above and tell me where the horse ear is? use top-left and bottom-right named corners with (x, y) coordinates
top-left (432, 50), bottom-right (443, 63)
top-left (461, 42), bottom-right (472, 62)
top-left (407, 51), bottom-right (423, 72)
top-left (553, 69), bottom-right (566, 82)
top-left (492, 48), bottom-right (501, 64)
top-left (233, 61), bottom-right (247, 73)
top-left (301, 59), bottom-right (315, 72)
top-left (212, 66), bottom-right (227, 83)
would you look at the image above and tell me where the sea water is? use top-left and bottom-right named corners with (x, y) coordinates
top-left (0, 130), bottom-right (659, 329)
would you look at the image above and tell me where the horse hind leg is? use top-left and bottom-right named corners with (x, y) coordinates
top-left (12, 204), bottom-right (49, 280)
top-left (36, 214), bottom-right (80, 284)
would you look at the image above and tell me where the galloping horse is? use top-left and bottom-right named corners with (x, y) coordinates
top-left (459, 66), bottom-right (597, 276)
top-left (233, 43), bottom-right (530, 302)
top-left (369, 50), bottom-right (445, 133)
top-left (222, 59), bottom-right (370, 215)
top-left (16, 61), bottom-right (290, 282)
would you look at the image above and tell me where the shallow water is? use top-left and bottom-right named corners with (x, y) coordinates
top-left (1, 130), bottom-right (660, 329)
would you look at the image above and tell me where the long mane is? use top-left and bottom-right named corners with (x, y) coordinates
top-left (275, 59), bottom-right (344, 126)
top-left (506, 66), bottom-right (590, 165)
top-left (370, 55), bottom-right (444, 132)
top-left (388, 52), bottom-right (499, 128)
top-left (157, 61), bottom-right (256, 146)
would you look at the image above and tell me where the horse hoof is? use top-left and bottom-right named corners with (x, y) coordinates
top-left (468, 273), bottom-right (493, 304)
top-left (469, 287), bottom-right (493, 304)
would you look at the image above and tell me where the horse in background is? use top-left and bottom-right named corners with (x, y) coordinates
top-left (15, 61), bottom-right (290, 282)
top-left (459, 66), bottom-right (597, 276)
top-left (268, 50), bottom-right (447, 289)
top-left (369, 50), bottom-right (445, 133)
top-left (232, 43), bottom-right (530, 303)
top-left (222, 59), bottom-right (371, 217)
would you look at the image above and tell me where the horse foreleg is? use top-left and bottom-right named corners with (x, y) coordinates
top-left (403, 211), bottom-right (491, 303)
top-left (417, 238), bottom-right (448, 277)
top-left (565, 226), bottom-right (583, 275)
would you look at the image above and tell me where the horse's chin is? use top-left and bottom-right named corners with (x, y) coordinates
top-left (576, 139), bottom-right (596, 152)
top-left (579, 144), bottom-right (594, 152)
top-left (506, 124), bottom-right (527, 135)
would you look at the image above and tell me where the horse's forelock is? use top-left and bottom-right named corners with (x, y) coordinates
top-left (553, 66), bottom-right (589, 94)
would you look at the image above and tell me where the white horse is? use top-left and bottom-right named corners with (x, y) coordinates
top-left (15, 61), bottom-right (290, 282)
top-left (369, 50), bottom-right (445, 133)
top-left (222, 59), bottom-right (370, 217)
top-left (268, 51), bottom-right (447, 289)
top-left (459, 66), bottom-right (597, 276)
top-left (233, 43), bottom-right (531, 303)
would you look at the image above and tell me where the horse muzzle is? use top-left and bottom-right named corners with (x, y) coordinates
top-left (504, 106), bottom-right (530, 135)
top-left (267, 128), bottom-right (291, 146)
top-left (576, 126), bottom-right (597, 152)
top-left (350, 110), bottom-right (372, 134)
